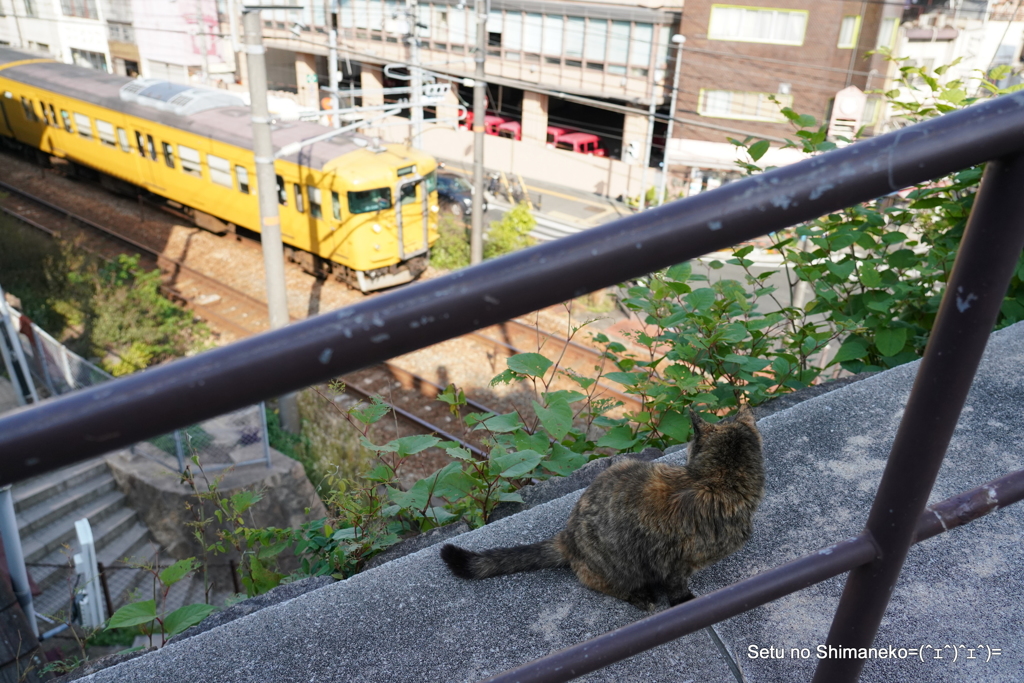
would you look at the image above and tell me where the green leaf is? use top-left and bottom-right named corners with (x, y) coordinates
top-left (365, 463), bottom-right (395, 482)
top-left (665, 261), bottom-right (692, 282)
top-left (832, 340), bottom-right (868, 364)
top-left (875, 327), bottom-right (907, 357)
top-left (748, 139), bottom-right (770, 161)
top-left (796, 113), bottom-right (817, 128)
top-left (351, 397), bottom-right (390, 424)
top-left (393, 435), bottom-right (441, 457)
top-left (657, 410), bottom-right (692, 442)
top-left (596, 425), bottom-right (640, 450)
top-left (604, 371), bottom-right (646, 387)
top-left (506, 353), bottom-right (553, 378)
top-left (717, 323), bottom-right (748, 343)
top-left (476, 412), bottom-right (524, 433)
top-left (542, 443), bottom-right (588, 477)
top-left (433, 464), bottom-right (479, 501)
top-left (685, 288), bottom-right (716, 310)
top-left (491, 449), bottom-right (544, 478)
top-left (107, 600), bottom-right (157, 629)
top-left (159, 558), bottom-right (199, 588)
top-left (229, 490), bottom-right (262, 516)
top-left (543, 389), bottom-right (587, 405)
top-left (859, 264), bottom-right (882, 288)
top-left (444, 445), bottom-right (474, 461)
top-left (489, 368), bottom-right (519, 385)
top-left (533, 398), bottom-right (573, 441)
top-left (825, 260), bottom-right (856, 280)
top-left (162, 603), bottom-right (218, 637)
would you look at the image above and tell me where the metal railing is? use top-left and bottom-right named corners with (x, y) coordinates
top-left (2, 89), bottom-right (1024, 682)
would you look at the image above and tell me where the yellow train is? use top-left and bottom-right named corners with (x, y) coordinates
top-left (0, 46), bottom-right (439, 292)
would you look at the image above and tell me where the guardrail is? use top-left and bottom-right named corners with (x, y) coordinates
top-left (3, 89), bottom-right (1024, 682)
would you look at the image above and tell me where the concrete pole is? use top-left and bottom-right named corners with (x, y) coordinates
top-left (637, 91), bottom-right (657, 211)
top-left (657, 35), bottom-right (685, 207)
top-left (0, 485), bottom-right (37, 638)
top-left (470, 0), bottom-right (487, 264)
top-left (243, 9), bottom-right (300, 433)
top-left (329, 24), bottom-right (341, 128)
top-left (406, 0), bottom-right (423, 148)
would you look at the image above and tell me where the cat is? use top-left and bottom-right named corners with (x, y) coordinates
top-left (440, 405), bottom-right (765, 610)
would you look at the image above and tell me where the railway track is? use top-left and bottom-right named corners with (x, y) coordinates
top-left (1, 164), bottom-right (645, 483)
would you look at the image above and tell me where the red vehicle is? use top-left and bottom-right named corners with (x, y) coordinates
top-left (497, 120), bottom-right (521, 140)
top-left (546, 125), bottom-right (570, 144)
top-left (554, 132), bottom-right (607, 157)
top-left (463, 112), bottom-right (508, 136)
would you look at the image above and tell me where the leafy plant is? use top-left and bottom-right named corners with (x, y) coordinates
top-left (485, 202), bottom-right (536, 259)
top-left (429, 214), bottom-right (472, 270)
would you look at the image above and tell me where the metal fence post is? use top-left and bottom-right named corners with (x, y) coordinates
top-left (0, 284), bottom-right (39, 404)
top-left (259, 401), bottom-right (272, 468)
top-left (174, 429), bottom-right (186, 473)
top-left (813, 153), bottom-right (1024, 681)
top-left (0, 484), bottom-right (38, 638)
top-left (73, 518), bottom-right (105, 627)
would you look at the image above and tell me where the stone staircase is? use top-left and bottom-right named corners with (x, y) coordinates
top-left (11, 456), bottom-right (206, 631)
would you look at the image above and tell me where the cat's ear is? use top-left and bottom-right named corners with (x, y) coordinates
top-left (734, 404), bottom-right (757, 430)
top-left (689, 408), bottom-right (707, 440)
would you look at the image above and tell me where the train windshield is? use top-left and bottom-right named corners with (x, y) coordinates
top-left (349, 187), bottom-right (392, 214)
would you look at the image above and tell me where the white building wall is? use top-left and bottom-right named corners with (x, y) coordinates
top-left (132, 0), bottom-right (229, 84)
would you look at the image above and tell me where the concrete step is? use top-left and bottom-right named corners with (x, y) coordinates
top-left (16, 472), bottom-right (118, 538)
top-left (12, 457), bottom-right (110, 513)
top-left (21, 491), bottom-right (134, 565)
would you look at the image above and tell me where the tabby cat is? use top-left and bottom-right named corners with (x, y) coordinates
top-left (440, 405), bottom-right (765, 610)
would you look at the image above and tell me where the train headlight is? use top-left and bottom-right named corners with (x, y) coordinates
top-left (430, 205), bottom-right (439, 213)
top-left (372, 223), bottom-right (382, 233)
top-left (374, 244), bottom-right (381, 250)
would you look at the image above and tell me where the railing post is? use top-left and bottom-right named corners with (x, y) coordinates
top-left (814, 153), bottom-right (1024, 682)
top-left (259, 401), bottom-right (272, 468)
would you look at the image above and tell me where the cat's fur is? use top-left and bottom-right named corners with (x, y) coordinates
top-left (440, 405), bottom-right (764, 610)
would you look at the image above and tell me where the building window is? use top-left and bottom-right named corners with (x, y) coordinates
top-left (607, 21), bottom-right (630, 74)
top-left (542, 15), bottom-right (563, 57)
top-left (235, 165), bottom-right (250, 194)
top-left (108, 22), bottom-right (135, 43)
top-left (630, 23), bottom-right (653, 75)
top-left (179, 145), bottom-right (202, 177)
top-left (708, 5), bottom-right (808, 46)
top-left (73, 113), bottom-right (93, 139)
top-left (308, 185), bottom-right (322, 219)
top-left (23, 0), bottom-right (37, 18)
top-left (699, 89), bottom-right (793, 122)
top-left (208, 155), bottom-right (233, 188)
top-left (70, 48), bottom-right (107, 71)
top-left (61, 0), bottom-right (99, 19)
top-left (565, 16), bottom-right (585, 61)
top-left (584, 19), bottom-right (608, 66)
top-left (96, 119), bottom-right (117, 147)
top-left (838, 15), bottom-right (861, 49)
top-left (162, 141), bottom-right (175, 168)
top-left (876, 16), bottom-right (898, 49)
top-left (523, 13), bottom-right (542, 54)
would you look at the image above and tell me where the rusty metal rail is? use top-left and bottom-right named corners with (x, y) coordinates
top-left (3, 87), bottom-right (1024, 683)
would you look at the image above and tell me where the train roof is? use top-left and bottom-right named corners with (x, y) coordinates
top-left (0, 47), bottom-right (364, 171)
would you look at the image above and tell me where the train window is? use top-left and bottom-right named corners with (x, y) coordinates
top-left (178, 145), bottom-right (202, 178)
top-left (348, 187), bottom-right (392, 214)
top-left (73, 113), bottom-right (93, 140)
top-left (60, 109), bottom-right (73, 133)
top-left (399, 182), bottom-right (418, 206)
top-left (424, 170), bottom-right (437, 194)
top-left (20, 98), bottom-right (39, 122)
top-left (276, 175), bottom-right (287, 205)
top-left (134, 131), bottom-right (144, 157)
top-left (96, 120), bottom-right (117, 148)
top-left (208, 154), bottom-right (232, 188)
top-left (116, 127), bottom-right (130, 152)
top-left (293, 184), bottom-right (305, 213)
top-left (42, 103), bottom-right (55, 127)
top-left (307, 186), bottom-right (322, 219)
top-left (331, 191), bottom-right (341, 220)
top-left (161, 142), bottom-right (175, 168)
top-left (235, 165), bottom-right (250, 194)
top-left (147, 135), bottom-right (157, 161)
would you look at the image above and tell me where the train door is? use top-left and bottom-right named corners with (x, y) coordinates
top-left (131, 125), bottom-right (162, 191)
top-left (395, 173), bottom-right (428, 260)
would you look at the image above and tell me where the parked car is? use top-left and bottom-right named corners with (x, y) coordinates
top-left (437, 171), bottom-right (487, 220)
top-left (463, 112), bottom-right (508, 136)
top-left (554, 132), bottom-right (607, 156)
top-left (546, 125), bottom-right (570, 144)
top-left (497, 120), bottom-right (521, 140)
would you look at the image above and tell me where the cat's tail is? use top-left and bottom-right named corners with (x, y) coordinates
top-left (440, 537), bottom-right (568, 580)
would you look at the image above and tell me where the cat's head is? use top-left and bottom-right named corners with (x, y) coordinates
top-left (687, 404), bottom-right (762, 459)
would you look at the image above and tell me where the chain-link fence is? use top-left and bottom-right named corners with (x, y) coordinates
top-left (0, 287), bottom-right (272, 473)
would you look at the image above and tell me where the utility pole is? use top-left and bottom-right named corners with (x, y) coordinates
top-left (637, 86), bottom-right (657, 212)
top-left (242, 8), bottom-right (300, 434)
top-left (469, 0), bottom-right (487, 264)
top-left (406, 0), bottom-right (423, 147)
top-left (657, 35), bottom-right (685, 206)
top-left (328, 1), bottom-right (341, 128)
